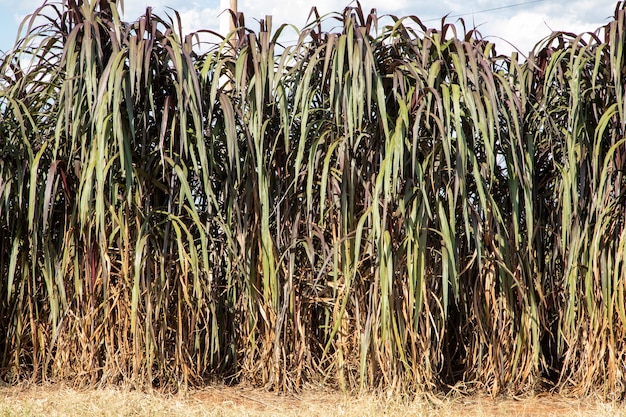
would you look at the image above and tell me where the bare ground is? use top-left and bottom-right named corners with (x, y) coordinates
top-left (0, 383), bottom-right (623, 416)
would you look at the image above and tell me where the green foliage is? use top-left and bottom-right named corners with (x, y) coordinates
top-left (0, 0), bottom-right (625, 397)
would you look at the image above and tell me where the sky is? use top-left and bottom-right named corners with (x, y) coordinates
top-left (0, 0), bottom-right (620, 57)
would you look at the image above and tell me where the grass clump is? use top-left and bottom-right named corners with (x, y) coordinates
top-left (1, 0), bottom-right (625, 398)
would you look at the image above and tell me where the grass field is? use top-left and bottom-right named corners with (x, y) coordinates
top-left (0, 385), bottom-right (624, 417)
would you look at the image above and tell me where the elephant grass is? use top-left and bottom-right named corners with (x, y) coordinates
top-left (1, 0), bottom-right (625, 398)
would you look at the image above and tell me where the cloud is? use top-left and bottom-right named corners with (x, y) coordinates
top-left (482, 1), bottom-right (614, 56)
top-left (166, 6), bottom-right (218, 32)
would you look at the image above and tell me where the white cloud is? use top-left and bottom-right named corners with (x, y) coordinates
top-left (479, 1), bottom-right (614, 56)
top-left (176, 6), bottom-right (221, 32)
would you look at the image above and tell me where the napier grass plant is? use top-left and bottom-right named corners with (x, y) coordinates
top-left (0, 0), bottom-right (625, 397)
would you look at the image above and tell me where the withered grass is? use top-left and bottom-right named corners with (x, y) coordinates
top-left (1, 384), bottom-right (624, 417)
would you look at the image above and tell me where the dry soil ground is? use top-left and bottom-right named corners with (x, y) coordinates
top-left (0, 384), bottom-right (624, 416)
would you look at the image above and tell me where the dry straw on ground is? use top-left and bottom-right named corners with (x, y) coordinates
top-left (0, 384), bottom-right (624, 417)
